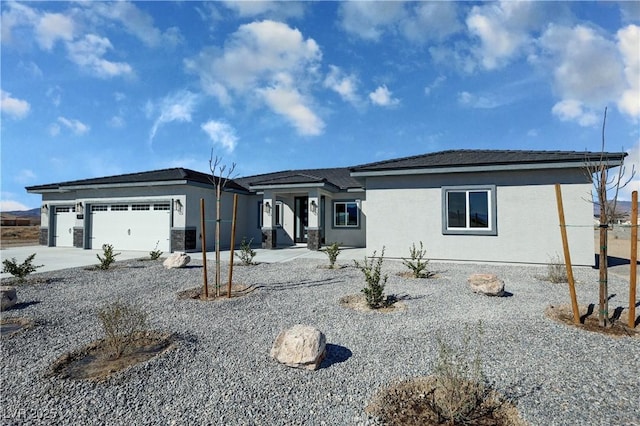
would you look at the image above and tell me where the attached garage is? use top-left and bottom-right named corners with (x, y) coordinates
top-left (53, 206), bottom-right (76, 247)
top-left (89, 202), bottom-right (171, 252)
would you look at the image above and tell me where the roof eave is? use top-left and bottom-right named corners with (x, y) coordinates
top-left (249, 182), bottom-right (341, 192)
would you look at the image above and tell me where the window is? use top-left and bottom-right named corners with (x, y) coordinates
top-left (258, 201), bottom-right (283, 227)
top-left (333, 201), bottom-right (359, 228)
top-left (55, 206), bottom-right (72, 213)
top-left (92, 205), bottom-right (107, 212)
top-left (111, 204), bottom-right (128, 211)
top-left (442, 186), bottom-right (496, 235)
top-left (154, 203), bottom-right (170, 211)
top-left (131, 204), bottom-right (150, 211)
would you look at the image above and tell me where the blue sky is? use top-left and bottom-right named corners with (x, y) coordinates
top-left (1, 1), bottom-right (639, 210)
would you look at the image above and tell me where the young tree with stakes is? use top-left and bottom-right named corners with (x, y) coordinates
top-left (209, 151), bottom-right (236, 298)
top-left (585, 108), bottom-right (635, 328)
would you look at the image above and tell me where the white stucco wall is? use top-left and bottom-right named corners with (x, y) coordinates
top-left (363, 169), bottom-right (595, 265)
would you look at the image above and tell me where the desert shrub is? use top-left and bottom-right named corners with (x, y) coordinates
top-left (235, 237), bottom-right (256, 265)
top-left (97, 244), bottom-right (120, 270)
top-left (354, 247), bottom-right (388, 308)
top-left (98, 301), bottom-right (148, 359)
top-left (1, 253), bottom-right (43, 283)
top-left (149, 241), bottom-right (163, 260)
top-left (401, 241), bottom-right (434, 278)
top-left (322, 242), bottom-right (341, 269)
top-left (428, 322), bottom-right (489, 424)
top-left (546, 254), bottom-right (568, 283)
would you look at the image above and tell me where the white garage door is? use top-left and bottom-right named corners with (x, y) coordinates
top-left (54, 206), bottom-right (76, 247)
top-left (90, 202), bottom-right (170, 252)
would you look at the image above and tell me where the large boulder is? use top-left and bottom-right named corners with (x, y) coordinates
top-left (1, 286), bottom-right (17, 311)
top-left (468, 274), bottom-right (505, 297)
top-left (163, 253), bottom-right (191, 269)
top-left (270, 324), bottom-right (326, 370)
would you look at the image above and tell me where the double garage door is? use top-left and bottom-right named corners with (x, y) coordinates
top-left (90, 202), bottom-right (171, 252)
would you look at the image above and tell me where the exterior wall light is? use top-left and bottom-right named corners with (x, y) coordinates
top-left (174, 199), bottom-right (183, 213)
top-left (264, 201), bottom-right (271, 214)
top-left (75, 202), bottom-right (84, 214)
top-left (42, 204), bottom-right (48, 214)
top-left (310, 200), bottom-right (317, 213)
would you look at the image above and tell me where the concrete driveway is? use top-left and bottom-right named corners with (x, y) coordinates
top-left (0, 245), bottom-right (367, 278)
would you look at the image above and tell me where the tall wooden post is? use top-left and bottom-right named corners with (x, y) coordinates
top-left (555, 184), bottom-right (580, 324)
top-left (629, 191), bottom-right (638, 328)
top-left (215, 185), bottom-right (221, 297)
top-left (598, 168), bottom-right (609, 327)
top-left (228, 193), bottom-right (238, 298)
top-left (200, 198), bottom-right (208, 299)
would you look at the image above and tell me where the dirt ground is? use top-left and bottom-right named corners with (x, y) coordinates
top-left (0, 226), bottom-right (39, 249)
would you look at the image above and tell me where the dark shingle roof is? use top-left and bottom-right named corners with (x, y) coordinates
top-left (234, 168), bottom-right (362, 191)
top-left (351, 149), bottom-right (627, 172)
top-left (26, 168), bottom-right (248, 193)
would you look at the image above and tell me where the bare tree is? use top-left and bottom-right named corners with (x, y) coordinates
top-left (209, 151), bottom-right (236, 297)
top-left (584, 107), bottom-right (636, 327)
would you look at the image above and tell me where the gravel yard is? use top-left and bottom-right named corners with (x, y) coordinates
top-left (1, 257), bottom-right (638, 425)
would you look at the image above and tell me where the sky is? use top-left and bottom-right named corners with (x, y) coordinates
top-left (1, 1), bottom-right (639, 211)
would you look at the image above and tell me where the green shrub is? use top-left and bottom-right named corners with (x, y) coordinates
top-left (354, 247), bottom-right (388, 308)
top-left (149, 241), bottom-right (163, 260)
top-left (428, 322), bottom-right (489, 424)
top-left (235, 237), bottom-right (256, 265)
top-left (97, 244), bottom-right (120, 270)
top-left (401, 241), bottom-right (433, 278)
top-left (322, 242), bottom-right (341, 269)
top-left (546, 254), bottom-right (568, 283)
top-left (98, 301), bottom-right (148, 359)
top-left (1, 253), bottom-right (43, 283)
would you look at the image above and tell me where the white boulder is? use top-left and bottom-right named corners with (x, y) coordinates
top-left (163, 253), bottom-right (191, 269)
top-left (270, 324), bottom-right (326, 370)
top-left (468, 273), bottom-right (505, 297)
top-left (1, 286), bottom-right (17, 310)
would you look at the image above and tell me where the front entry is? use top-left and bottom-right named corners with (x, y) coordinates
top-left (294, 196), bottom-right (308, 243)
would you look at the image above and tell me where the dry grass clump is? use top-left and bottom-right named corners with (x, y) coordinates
top-left (544, 255), bottom-right (568, 283)
top-left (98, 301), bottom-right (148, 359)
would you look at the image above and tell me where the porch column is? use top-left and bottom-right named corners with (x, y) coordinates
top-left (307, 190), bottom-right (321, 250)
top-left (261, 191), bottom-right (277, 249)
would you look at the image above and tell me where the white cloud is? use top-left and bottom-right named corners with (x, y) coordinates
top-left (1, 90), bottom-right (30, 119)
top-left (36, 12), bottom-right (74, 50)
top-left (1, 2), bottom-right (38, 45)
top-left (369, 85), bottom-right (400, 107)
top-left (15, 169), bottom-right (36, 184)
top-left (0, 200), bottom-right (31, 212)
top-left (258, 74), bottom-right (324, 136)
top-left (109, 116), bottom-right (125, 128)
top-left (424, 75), bottom-right (446, 96)
top-left (185, 20), bottom-right (323, 136)
top-left (201, 120), bottom-right (238, 152)
top-left (551, 99), bottom-right (599, 127)
top-left (618, 140), bottom-right (640, 201)
top-left (457, 91), bottom-right (503, 109)
top-left (46, 86), bottom-right (62, 107)
top-left (148, 91), bottom-right (199, 142)
top-left (401, 2), bottom-right (462, 42)
top-left (66, 34), bottom-right (133, 78)
top-left (616, 25), bottom-right (640, 118)
top-left (48, 123), bottom-right (60, 137)
top-left (337, 1), bottom-right (405, 41)
top-left (221, 1), bottom-right (305, 19)
top-left (57, 116), bottom-right (90, 135)
top-left (324, 65), bottom-right (360, 105)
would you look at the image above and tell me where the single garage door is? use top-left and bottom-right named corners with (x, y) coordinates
top-left (53, 206), bottom-right (76, 247)
top-left (90, 202), bottom-right (170, 252)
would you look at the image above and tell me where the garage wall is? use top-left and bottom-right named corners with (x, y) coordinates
top-left (362, 168), bottom-right (594, 265)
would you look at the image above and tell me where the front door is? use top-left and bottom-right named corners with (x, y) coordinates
top-left (294, 197), bottom-right (308, 243)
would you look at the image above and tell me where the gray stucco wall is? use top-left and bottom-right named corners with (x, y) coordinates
top-left (362, 169), bottom-right (595, 265)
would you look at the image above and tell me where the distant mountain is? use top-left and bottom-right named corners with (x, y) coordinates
top-left (2, 208), bottom-right (40, 218)
top-left (593, 200), bottom-right (637, 217)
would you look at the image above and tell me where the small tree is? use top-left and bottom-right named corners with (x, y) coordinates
top-left (322, 242), bottom-right (341, 269)
top-left (209, 151), bottom-right (237, 297)
top-left (2, 253), bottom-right (43, 283)
top-left (585, 107), bottom-right (636, 327)
top-left (97, 244), bottom-right (120, 270)
top-left (402, 241), bottom-right (433, 278)
top-left (354, 247), bottom-right (388, 308)
top-left (235, 237), bottom-right (256, 265)
top-left (149, 241), bottom-right (163, 260)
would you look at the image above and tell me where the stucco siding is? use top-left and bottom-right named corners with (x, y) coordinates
top-left (363, 169), bottom-right (594, 265)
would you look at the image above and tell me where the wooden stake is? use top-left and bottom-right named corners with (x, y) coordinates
top-left (629, 191), bottom-right (638, 328)
top-left (200, 198), bottom-right (208, 299)
top-left (215, 185), bottom-right (221, 297)
top-left (598, 168), bottom-right (609, 327)
top-left (555, 184), bottom-right (580, 324)
top-left (228, 193), bottom-right (238, 298)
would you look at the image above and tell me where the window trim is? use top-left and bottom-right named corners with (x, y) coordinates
top-left (441, 185), bottom-right (497, 236)
top-left (258, 200), bottom-right (283, 228)
top-left (332, 200), bottom-right (360, 229)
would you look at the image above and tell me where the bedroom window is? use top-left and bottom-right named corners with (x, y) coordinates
top-left (442, 186), bottom-right (496, 235)
top-left (333, 201), bottom-right (359, 228)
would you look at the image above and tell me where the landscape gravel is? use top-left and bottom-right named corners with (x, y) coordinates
top-left (1, 256), bottom-right (638, 425)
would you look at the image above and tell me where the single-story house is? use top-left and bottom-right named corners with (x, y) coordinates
top-left (26, 149), bottom-right (626, 266)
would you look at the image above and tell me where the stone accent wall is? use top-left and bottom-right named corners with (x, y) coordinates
top-left (262, 228), bottom-right (277, 249)
top-left (307, 229), bottom-right (321, 251)
top-left (171, 228), bottom-right (197, 252)
top-left (73, 228), bottom-right (84, 248)
top-left (39, 228), bottom-right (49, 246)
